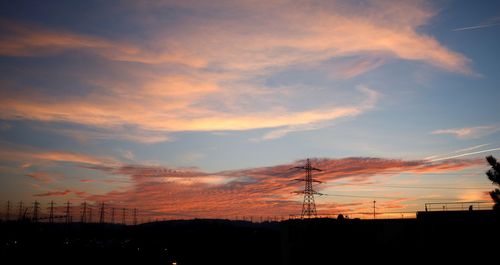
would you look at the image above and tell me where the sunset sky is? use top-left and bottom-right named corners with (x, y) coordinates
top-left (1, 0), bottom-right (500, 220)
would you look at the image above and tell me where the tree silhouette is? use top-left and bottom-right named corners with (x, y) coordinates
top-left (485, 155), bottom-right (500, 211)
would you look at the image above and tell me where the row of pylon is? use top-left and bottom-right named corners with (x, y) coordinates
top-left (2, 200), bottom-right (138, 225)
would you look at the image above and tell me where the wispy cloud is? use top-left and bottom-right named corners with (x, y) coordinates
top-left (34, 125), bottom-right (170, 144)
top-left (0, 145), bottom-right (118, 167)
top-left (0, 81), bottom-right (380, 135)
top-left (26, 172), bottom-right (57, 183)
top-left (256, 123), bottom-right (324, 141)
top-left (34, 189), bottom-right (87, 197)
top-left (80, 157), bottom-right (481, 218)
top-left (327, 57), bottom-right (386, 79)
top-left (253, 86), bottom-right (379, 140)
top-left (0, 19), bottom-right (205, 67)
top-left (431, 125), bottom-right (500, 139)
top-left (32, 151), bottom-right (115, 166)
top-left (0, 1), bottom-right (475, 143)
top-left (458, 190), bottom-right (491, 202)
top-left (34, 190), bottom-right (72, 197)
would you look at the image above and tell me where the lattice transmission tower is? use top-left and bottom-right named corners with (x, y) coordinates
top-left (293, 158), bottom-right (323, 218)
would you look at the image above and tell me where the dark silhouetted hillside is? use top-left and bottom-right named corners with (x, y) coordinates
top-left (1, 211), bottom-right (499, 264)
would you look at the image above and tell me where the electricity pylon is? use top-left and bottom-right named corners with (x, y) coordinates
top-left (292, 158), bottom-right (323, 219)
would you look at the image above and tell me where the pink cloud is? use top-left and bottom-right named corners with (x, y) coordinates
top-left (34, 189), bottom-right (72, 197)
top-left (0, 1), bottom-right (474, 141)
top-left (0, 146), bottom-right (118, 167)
top-left (0, 19), bottom-right (205, 67)
top-left (26, 172), bottom-right (56, 183)
top-left (33, 189), bottom-right (88, 198)
top-left (79, 157), bottom-right (482, 219)
top-left (79, 179), bottom-right (96, 183)
top-left (432, 125), bottom-right (500, 139)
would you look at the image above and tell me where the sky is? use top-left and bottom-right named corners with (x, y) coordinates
top-left (0, 0), bottom-right (500, 221)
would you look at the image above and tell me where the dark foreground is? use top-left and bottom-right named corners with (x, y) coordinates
top-left (1, 210), bottom-right (499, 264)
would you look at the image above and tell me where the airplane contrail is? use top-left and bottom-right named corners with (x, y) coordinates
top-left (424, 143), bottom-right (490, 160)
top-left (453, 22), bottom-right (500, 31)
top-left (429, 147), bottom-right (500, 162)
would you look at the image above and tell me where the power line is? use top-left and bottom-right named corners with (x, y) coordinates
top-left (17, 201), bottom-right (23, 221)
top-left (322, 193), bottom-right (405, 200)
top-left (88, 206), bottom-right (93, 223)
top-left (122, 208), bottom-right (126, 225)
top-left (81, 202), bottom-right (87, 223)
top-left (99, 202), bottom-right (105, 224)
top-left (327, 182), bottom-right (491, 190)
top-left (48, 201), bottom-right (55, 223)
top-left (320, 193), bottom-right (471, 201)
top-left (6, 201), bottom-right (10, 221)
top-left (111, 208), bottom-right (115, 224)
top-left (32, 201), bottom-right (39, 222)
top-left (65, 201), bottom-right (71, 223)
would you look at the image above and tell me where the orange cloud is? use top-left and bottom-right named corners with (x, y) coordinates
top-left (32, 151), bottom-right (114, 165)
top-left (34, 189), bottom-right (72, 197)
top-left (0, 81), bottom-right (378, 133)
top-left (0, 146), bottom-right (118, 167)
top-left (0, 19), bottom-right (205, 67)
top-left (26, 172), bottom-right (56, 183)
top-left (136, 0), bottom-right (471, 74)
top-left (80, 179), bottom-right (95, 183)
top-left (0, 1), bottom-right (474, 141)
top-left (432, 125), bottom-right (500, 139)
top-left (80, 157), bottom-right (482, 219)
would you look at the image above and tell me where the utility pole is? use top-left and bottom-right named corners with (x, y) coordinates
top-left (99, 202), bottom-right (105, 224)
top-left (6, 201), bottom-right (10, 221)
top-left (32, 201), bottom-right (40, 222)
top-left (65, 201), bottom-right (71, 223)
top-left (292, 158), bottom-right (323, 219)
top-left (49, 201), bottom-right (55, 223)
top-left (111, 208), bottom-right (115, 224)
top-left (373, 200), bottom-right (376, 220)
top-left (88, 207), bottom-right (93, 223)
top-left (133, 208), bottom-right (137, 225)
top-left (81, 202), bottom-right (87, 223)
top-left (122, 208), bottom-right (126, 225)
top-left (18, 201), bottom-right (23, 220)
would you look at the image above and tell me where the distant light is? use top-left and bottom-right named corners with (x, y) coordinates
top-left (172, 262), bottom-right (177, 265)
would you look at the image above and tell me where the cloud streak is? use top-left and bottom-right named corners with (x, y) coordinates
top-left (0, 145), bottom-right (118, 167)
top-left (26, 172), bottom-right (56, 183)
top-left (0, 19), bottom-right (205, 67)
top-left (34, 189), bottom-right (72, 197)
top-left (0, 81), bottom-right (379, 134)
top-left (254, 86), bottom-right (379, 140)
top-left (80, 157), bottom-right (482, 218)
top-left (0, 0), bottom-right (474, 143)
top-left (432, 125), bottom-right (500, 139)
